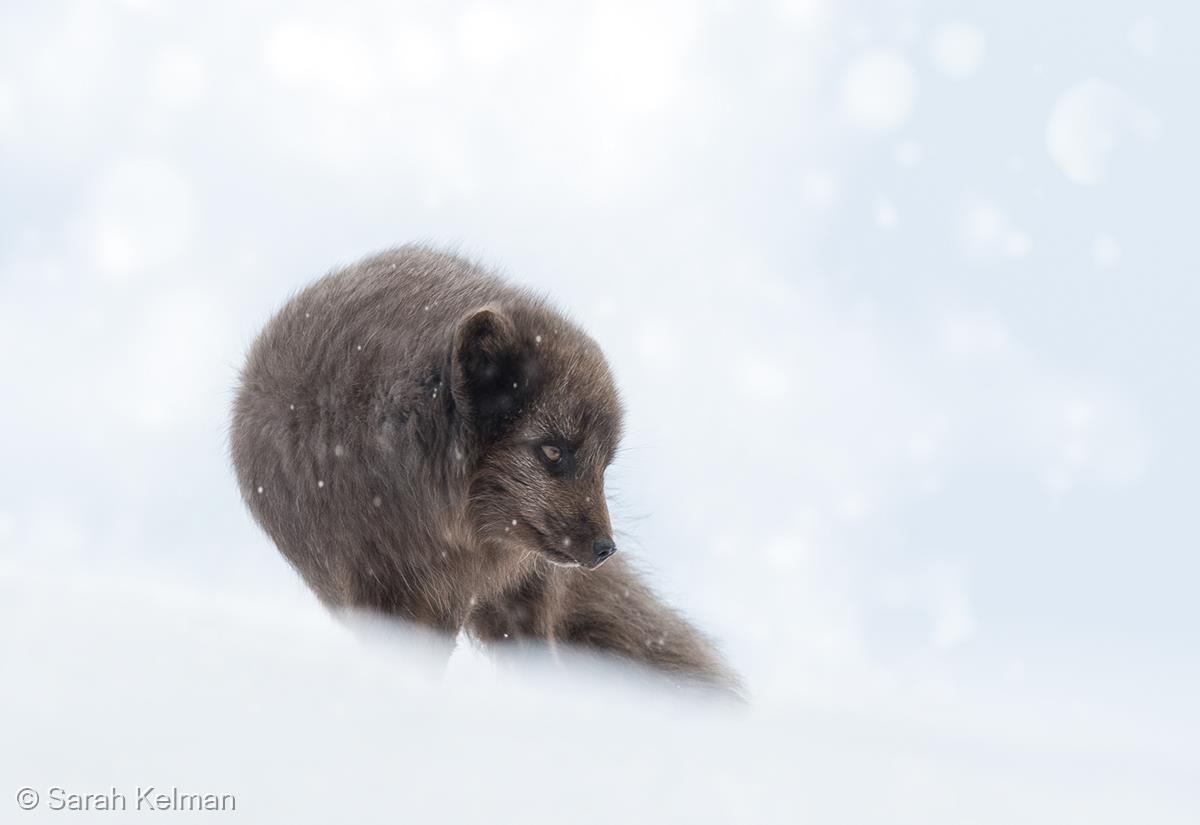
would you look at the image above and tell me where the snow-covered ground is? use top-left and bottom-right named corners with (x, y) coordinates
top-left (1, 564), bottom-right (1192, 823)
top-left (2, 1), bottom-right (1197, 821)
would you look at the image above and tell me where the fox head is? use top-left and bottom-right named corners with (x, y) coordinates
top-left (451, 304), bottom-right (623, 569)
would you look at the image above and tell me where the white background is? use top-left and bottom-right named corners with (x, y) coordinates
top-left (1, 1), bottom-right (1196, 821)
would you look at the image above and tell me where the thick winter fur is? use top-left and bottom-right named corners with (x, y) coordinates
top-left (231, 246), bottom-right (740, 696)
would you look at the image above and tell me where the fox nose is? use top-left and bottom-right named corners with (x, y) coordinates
top-left (592, 537), bottom-right (617, 565)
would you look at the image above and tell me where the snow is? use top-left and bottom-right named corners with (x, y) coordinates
top-left (148, 46), bottom-right (207, 109)
top-left (872, 194), bottom-right (899, 230)
top-left (110, 291), bottom-right (231, 430)
top-left (262, 21), bottom-right (376, 100)
top-left (89, 157), bottom-right (195, 280)
top-left (1045, 79), bottom-right (1160, 185)
top-left (456, 5), bottom-right (528, 68)
top-left (895, 140), bottom-right (922, 168)
top-left (774, 0), bottom-right (831, 31)
top-left (1128, 16), bottom-right (1159, 59)
top-left (2, 1), bottom-right (1198, 821)
top-left (0, 580), bottom-right (1138, 825)
top-left (0, 77), bottom-right (17, 138)
top-left (1004, 230), bottom-right (1031, 258)
top-left (800, 169), bottom-right (839, 208)
top-left (840, 50), bottom-right (916, 130)
top-left (579, 0), bottom-right (700, 118)
top-left (389, 24), bottom-right (445, 87)
top-left (739, 357), bottom-right (791, 402)
top-left (635, 324), bottom-right (680, 370)
top-left (1092, 233), bottom-right (1121, 268)
top-left (961, 200), bottom-right (1031, 259)
top-left (930, 22), bottom-right (985, 79)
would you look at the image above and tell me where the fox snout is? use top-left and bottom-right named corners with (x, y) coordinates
top-left (591, 536), bottom-right (617, 567)
top-left (551, 503), bottom-right (617, 569)
top-left (559, 488), bottom-right (616, 569)
top-left (544, 529), bottom-right (617, 569)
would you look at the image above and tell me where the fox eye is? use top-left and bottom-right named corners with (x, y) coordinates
top-left (541, 444), bottom-right (562, 463)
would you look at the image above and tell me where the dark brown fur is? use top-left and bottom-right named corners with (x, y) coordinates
top-left (230, 246), bottom-right (740, 696)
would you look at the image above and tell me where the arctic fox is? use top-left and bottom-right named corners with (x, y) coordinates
top-left (231, 246), bottom-right (740, 696)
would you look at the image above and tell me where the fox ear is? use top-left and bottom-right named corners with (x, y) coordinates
top-left (451, 306), bottom-right (535, 441)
